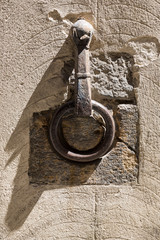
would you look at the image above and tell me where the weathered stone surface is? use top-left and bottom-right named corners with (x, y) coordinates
top-left (62, 115), bottom-right (104, 151)
top-left (95, 185), bottom-right (160, 240)
top-left (28, 106), bottom-right (138, 185)
top-left (91, 53), bottom-right (135, 100)
top-left (120, 37), bottom-right (160, 67)
top-left (1, 0), bottom-right (160, 239)
top-left (116, 104), bottom-right (139, 151)
top-left (87, 142), bottom-right (138, 185)
top-left (97, 0), bottom-right (160, 51)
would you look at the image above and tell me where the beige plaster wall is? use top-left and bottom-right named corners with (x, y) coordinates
top-left (1, 0), bottom-right (160, 239)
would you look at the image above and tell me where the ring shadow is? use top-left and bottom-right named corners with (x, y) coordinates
top-left (4, 33), bottom-right (100, 231)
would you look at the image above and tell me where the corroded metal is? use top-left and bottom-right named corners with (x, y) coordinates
top-left (50, 19), bottom-right (115, 162)
top-left (50, 100), bottom-right (115, 162)
top-left (72, 19), bottom-right (93, 116)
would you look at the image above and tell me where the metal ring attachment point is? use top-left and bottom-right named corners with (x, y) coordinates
top-left (50, 100), bottom-right (115, 162)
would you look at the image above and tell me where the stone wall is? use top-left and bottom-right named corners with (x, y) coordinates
top-left (1, 0), bottom-right (160, 239)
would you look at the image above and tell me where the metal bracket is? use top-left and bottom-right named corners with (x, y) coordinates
top-left (50, 19), bottom-right (115, 162)
top-left (72, 19), bottom-right (94, 116)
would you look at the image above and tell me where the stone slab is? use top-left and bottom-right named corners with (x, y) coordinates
top-left (28, 104), bottom-right (138, 185)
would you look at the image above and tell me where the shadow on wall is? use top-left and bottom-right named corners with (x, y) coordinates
top-left (4, 32), bottom-right (83, 231)
top-left (5, 27), bottom-right (156, 231)
top-left (4, 13), bottom-right (103, 229)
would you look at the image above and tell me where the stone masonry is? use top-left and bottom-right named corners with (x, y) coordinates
top-left (1, 1), bottom-right (160, 239)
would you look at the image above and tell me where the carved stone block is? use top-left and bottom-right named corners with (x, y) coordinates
top-left (116, 104), bottom-right (139, 151)
top-left (28, 103), bottom-right (138, 185)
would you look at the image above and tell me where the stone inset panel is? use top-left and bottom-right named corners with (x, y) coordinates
top-left (28, 52), bottom-right (139, 185)
top-left (28, 103), bottom-right (138, 185)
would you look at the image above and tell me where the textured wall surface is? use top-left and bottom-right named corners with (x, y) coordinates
top-left (1, 0), bottom-right (160, 239)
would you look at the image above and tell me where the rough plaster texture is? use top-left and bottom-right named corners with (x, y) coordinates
top-left (1, 0), bottom-right (160, 240)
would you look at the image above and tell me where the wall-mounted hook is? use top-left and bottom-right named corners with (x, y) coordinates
top-left (50, 19), bottom-right (115, 162)
top-left (72, 19), bottom-right (93, 116)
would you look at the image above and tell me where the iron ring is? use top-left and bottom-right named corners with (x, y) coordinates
top-left (50, 100), bottom-right (115, 162)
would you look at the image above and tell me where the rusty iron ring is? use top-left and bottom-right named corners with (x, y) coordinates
top-left (50, 100), bottom-right (115, 162)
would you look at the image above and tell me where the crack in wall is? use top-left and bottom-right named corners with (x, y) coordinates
top-left (117, 137), bottom-right (136, 153)
top-left (94, 191), bottom-right (98, 240)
